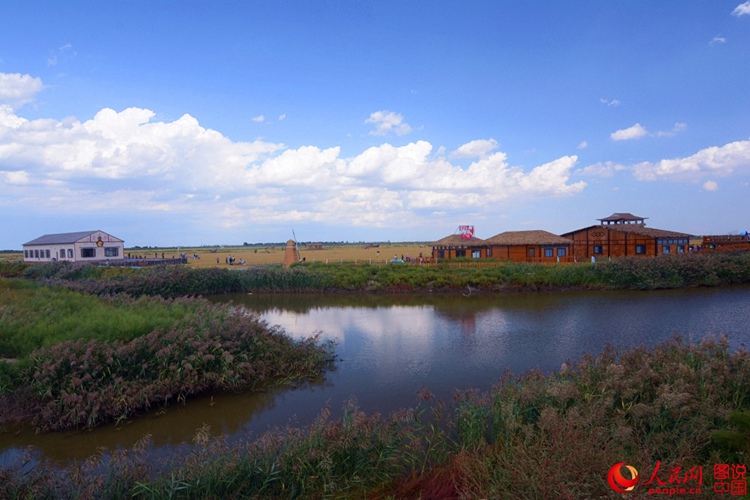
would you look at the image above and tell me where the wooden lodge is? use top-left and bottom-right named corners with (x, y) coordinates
top-left (560, 213), bottom-right (693, 260)
top-left (485, 230), bottom-right (573, 263)
top-left (431, 213), bottom-right (696, 263)
top-left (432, 234), bottom-right (490, 260)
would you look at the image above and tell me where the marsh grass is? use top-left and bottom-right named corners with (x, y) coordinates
top-left (19, 251), bottom-right (750, 299)
top-left (0, 282), bottom-right (335, 432)
top-left (2, 336), bottom-right (747, 498)
top-left (0, 278), bottom-right (194, 358)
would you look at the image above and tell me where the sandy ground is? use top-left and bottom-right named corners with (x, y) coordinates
top-left (1, 243), bottom-right (433, 268)
top-left (181, 243), bottom-right (430, 268)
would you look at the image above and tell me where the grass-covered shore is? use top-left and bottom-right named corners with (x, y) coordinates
top-left (0, 279), bottom-right (335, 432)
top-left (2, 336), bottom-right (748, 498)
top-left (7, 250), bottom-right (750, 298)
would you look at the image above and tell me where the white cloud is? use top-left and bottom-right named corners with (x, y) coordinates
top-left (654, 122), bottom-right (688, 137)
top-left (0, 73), bottom-right (44, 109)
top-left (703, 180), bottom-right (719, 191)
top-left (0, 104), bottom-right (586, 232)
top-left (578, 161), bottom-right (627, 178)
top-left (611, 123), bottom-right (647, 141)
top-left (47, 43), bottom-right (76, 66)
top-left (451, 138), bottom-right (498, 159)
top-left (278, 114), bottom-right (286, 121)
top-left (632, 140), bottom-right (750, 181)
top-left (732, 1), bottom-right (750, 16)
top-left (365, 110), bottom-right (412, 136)
top-left (600, 98), bottom-right (621, 107)
top-left (251, 115), bottom-right (265, 123)
top-left (577, 141), bottom-right (588, 150)
top-left (710, 35), bottom-right (727, 45)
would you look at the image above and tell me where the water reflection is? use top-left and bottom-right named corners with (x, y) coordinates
top-left (2, 286), bottom-right (749, 465)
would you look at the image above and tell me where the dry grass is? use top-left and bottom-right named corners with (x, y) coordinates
top-left (179, 243), bottom-right (430, 268)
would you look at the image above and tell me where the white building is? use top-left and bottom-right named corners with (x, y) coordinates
top-left (23, 230), bottom-right (125, 263)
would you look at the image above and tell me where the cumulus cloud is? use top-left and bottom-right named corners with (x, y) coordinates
top-left (0, 103), bottom-right (586, 233)
top-left (0, 73), bottom-right (44, 108)
top-left (251, 115), bottom-right (265, 123)
top-left (732, 1), bottom-right (750, 16)
top-left (451, 139), bottom-right (498, 159)
top-left (611, 123), bottom-right (648, 141)
top-left (632, 140), bottom-right (750, 181)
top-left (365, 110), bottom-right (412, 136)
top-left (703, 180), bottom-right (719, 191)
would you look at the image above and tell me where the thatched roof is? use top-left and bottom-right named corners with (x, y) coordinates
top-left (432, 234), bottom-right (487, 247)
top-left (485, 230), bottom-right (572, 246)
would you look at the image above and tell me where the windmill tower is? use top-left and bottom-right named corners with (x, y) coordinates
top-left (283, 231), bottom-right (301, 267)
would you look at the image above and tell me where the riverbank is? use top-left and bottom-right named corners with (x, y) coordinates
top-left (8, 250), bottom-right (750, 298)
top-left (0, 280), bottom-right (335, 432)
top-left (2, 336), bottom-right (748, 498)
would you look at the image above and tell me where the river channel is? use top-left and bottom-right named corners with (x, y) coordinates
top-left (2, 286), bottom-right (749, 466)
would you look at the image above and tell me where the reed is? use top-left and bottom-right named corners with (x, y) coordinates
top-left (20, 251), bottom-right (750, 299)
top-left (2, 336), bottom-right (747, 498)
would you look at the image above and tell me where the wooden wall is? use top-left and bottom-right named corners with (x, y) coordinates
top-left (489, 245), bottom-right (573, 263)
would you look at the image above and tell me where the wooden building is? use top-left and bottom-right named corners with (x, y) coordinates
top-left (23, 230), bottom-right (125, 263)
top-left (561, 213), bottom-right (692, 260)
top-left (431, 234), bottom-right (490, 260)
top-left (486, 230), bottom-right (573, 263)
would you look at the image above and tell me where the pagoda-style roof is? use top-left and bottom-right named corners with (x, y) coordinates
top-left (597, 213), bottom-right (648, 225)
top-left (485, 230), bottom-right (572, 246)
top-left (432, 234), bottom-right (487, 247)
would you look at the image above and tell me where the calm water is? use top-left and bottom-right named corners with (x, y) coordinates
top-left (2, 286), bottom-right (750, 465)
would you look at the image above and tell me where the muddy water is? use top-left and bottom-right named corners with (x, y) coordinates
top-left (2, 286), bottom-right (749, 465)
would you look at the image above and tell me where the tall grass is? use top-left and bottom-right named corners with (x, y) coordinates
top-left (1, 336), bottom-right (747, 498)
top-left (21, 251), bottom-right (750, 298)
top-left (0, 280), bottom-right (335, 431)
top-left (0, 278), bottom-right (194, 358)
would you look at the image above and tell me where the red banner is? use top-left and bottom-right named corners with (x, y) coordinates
top-left (459, 225), bottom-right (474, 240)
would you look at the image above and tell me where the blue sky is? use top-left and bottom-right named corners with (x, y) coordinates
top-left (1, 1), bottom-right (749, 248)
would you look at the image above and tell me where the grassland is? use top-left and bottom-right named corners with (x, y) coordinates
top-left (179, 243), bottom-right (428, 267)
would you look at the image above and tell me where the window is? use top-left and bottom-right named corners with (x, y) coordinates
top-left (636, 245), bottom-right (646, 255)
top-left (529, 248), bottom-right (535, 258)
top-left (677, 245), bottom-right (685, 254)
top-left (81, 248), bottom-right (95, 258)
top-left (67, 249), bottom-right (73, 258)
top-left (34, 250), bottom-right (39, 258)
top-left (662, 246), bottom-right (671, 254)
top-left (24, 250), bottom-right (28, 258)
top-left (544, 248), bottom-right (554, 258)
top-left (455, 250), bottom-right (466, 258)
top-left (45, 249), bottom-right (50, 258)
top-left (593, 245), bottom-right (603, 255)
top-left (472, 250), bottom-right (481, 259)
top-left (557, 248), bottom-right (566, 257)
top-left (437, 250), bottom-right (445, 259)
top-left (105, 247), bottom-right (119, 257)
